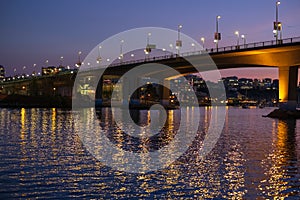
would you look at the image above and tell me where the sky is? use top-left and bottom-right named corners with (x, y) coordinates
top-left (0, 0), bottom-right (300, 79)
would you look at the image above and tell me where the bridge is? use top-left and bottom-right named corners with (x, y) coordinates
top-left (80, 36), bottom-right (299, 109)
top-left (1, 36), bottom-right (300, 109)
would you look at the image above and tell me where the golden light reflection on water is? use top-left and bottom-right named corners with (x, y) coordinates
top-left (259, 119), bottom-right (297, 198)
top-left (223, 143), bottom-right (246, 198)
top-left (19, 108), bottom-right (29, 196)
top-left (1, 107), bottom-right (299, 198)
top-left (20, 108), bottom-right (26, 141)
top-left (29, 109), bottom-right (38, 148)
top-left (51, 108), bottom-right (56, 132)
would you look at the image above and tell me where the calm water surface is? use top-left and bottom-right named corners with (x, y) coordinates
top-left (0, 107), bottom-right (299, 199)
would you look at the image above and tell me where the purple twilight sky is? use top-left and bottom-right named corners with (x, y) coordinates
top-left (0, 0), bottom-right (300, 79)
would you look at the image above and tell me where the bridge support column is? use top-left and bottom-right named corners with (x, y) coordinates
top-left (278, 66), bottom-right (298, 110)
top-left (159, 79), bottom-right (170, 106)
top-left (95, 76), bottom-right (103, 106)
top-left (122, 77), bottom-right (140, 106)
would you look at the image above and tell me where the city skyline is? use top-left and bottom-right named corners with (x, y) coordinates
top-left (1, 0), bottom-right (300, 78)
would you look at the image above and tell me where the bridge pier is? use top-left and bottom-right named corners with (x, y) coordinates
top-left (159, 79), bottom-right (171, 106)
top-left (122, 76), bottom-right (140, 106)
top-left (95, 76), bottom-right (103, 106)
top-left (278, 66), bottom-right (299, 110)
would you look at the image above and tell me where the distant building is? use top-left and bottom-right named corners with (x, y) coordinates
top-left (263, 78), bottom-right (272, 90)
top-left (272, 79), bottom-right (279, 90)
top-left (223, 76), bottom-right (239, 91)
top-left (253, 79), bottom-right (260, 90)
top-left (238, 78), bottom-right (253, 90)
top-left (0, 65), bottom-right (5, 81)
top-left (42, 66), bottom-right (66, 76)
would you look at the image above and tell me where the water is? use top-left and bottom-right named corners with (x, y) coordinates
top-left (0, 107), bottom-right (299, 199)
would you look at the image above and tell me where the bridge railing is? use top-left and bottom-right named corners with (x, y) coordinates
top-left (88, 35), bottom-right (300, 69)
top-left (203, 36), bottom-right (300, 54)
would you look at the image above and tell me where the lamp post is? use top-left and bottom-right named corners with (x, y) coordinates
top-left (215, 15), bottom-right (221, 50)
top-left (23, 66), bottom-right (26, 76)
top-left (275, 1), bottom-right (280, 44)
top-left (78, 51), bottom-right (81, 62)
top-left (97, 46), bottom-right (102, 64)
top-left (119, 40), bottom-right (124, 62)
top-left (241, 34), bottom-right (246, 47)
top-left (176, 25), bottom-right (182, 55)
top-left (191, 43), bottom-right (196, 52)
top-left (76, 51), bottom-right (82, 67)
top-left (235, 31), bottom-right (240, 47)
top-left (60, 56), bottom-right (64, 67)
top-left (33, 63), bottom-right (36, 76)
top-left (162, 48), bottom-right (166, 56)
top-left (201, 37), bottom-right (205, 49)
top-left (169, 43), bottom-right (174, 56)
top-left (147, 32), bottom-right (151, 45)
top-left (45, 59), bottom-right (49, 67)
top-left (144, 33), bottom-right (151, 56)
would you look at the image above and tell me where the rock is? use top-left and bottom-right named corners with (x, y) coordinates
top-left (264, 109), bottom-right (300, 119)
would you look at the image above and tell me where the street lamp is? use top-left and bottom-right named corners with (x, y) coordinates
top-left (162, 48), bottom-right (166, 56)
top-left (78, 51), bottom-right (82, 61)
top-left (241, 34), bottom-right (246, 47)
top-left (45, 59), bottom-right (49, 67)
top-left (215, 15), bottom-right (221, 50)
top-left (23, 66), bottom-right (26, 76)
top-left (191, 43), bottom-right (196, 52)
top-left (176, 25), bottom-right (183, 55)
top-left (33, 63), bottom-right (37, 76)
top-left (60, 56), bottom-right (64, 67)
top-left (169, 43), bottom-right (174, 55)
top-left (97, 46), bottom-right (102, 64)
top-left (147, 32), bottom-right (151, 45)
top-left (274, 1), bottom-right (282, 44)
top-left (201, 37), bottom-right (205, 49)
top-left (144, 33), bottom-right (151, 55)
top-left (119, 40), bottom-right (124, 62)
top-left (235, 31), bottom-right (240, 47)
top-left (76, 51), bottom-right (82, 67)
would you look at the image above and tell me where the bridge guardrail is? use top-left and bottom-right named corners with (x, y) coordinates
top-left (109, 36), bottom-right (300, 64)
top-left (203, 36), bottom-right (300, 54)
